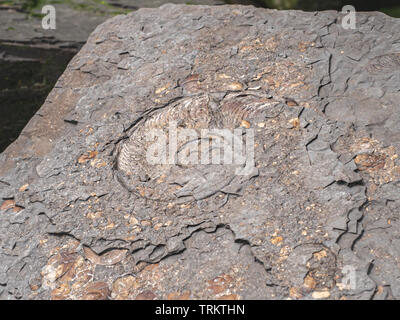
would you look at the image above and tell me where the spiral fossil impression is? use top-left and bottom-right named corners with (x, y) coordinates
top-left (367, 52), bottom-right (400, 74)
top-left (117, 92), bottom-right (278, 201)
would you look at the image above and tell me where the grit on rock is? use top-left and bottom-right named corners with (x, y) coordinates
top-left (1, 4), bottom-right (400, 300)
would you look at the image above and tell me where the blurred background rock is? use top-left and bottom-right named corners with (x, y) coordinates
top-left (1, 0), bottom-right (399, 152)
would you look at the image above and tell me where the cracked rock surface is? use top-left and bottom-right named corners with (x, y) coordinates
top-left (1, 4), bottom-right (400, 300)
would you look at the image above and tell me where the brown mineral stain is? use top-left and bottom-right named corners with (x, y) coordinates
top-left (216, 73), bottom-right (232, 80)
top-left (313, 249), bottom-right (328, 261)
top-left (155, 83), bottom-right (171, 95)
top-left (29, 278), bottom-right (42, 292)
top-left (104, 221), bottom-right (115, 230)
top-left (11, 205), bottom-right (23, 213)
top-left (81, 282), bottom-right (110, 300)
top-left (19, 184), bottom-right (29, 192)
top-left (91, 159), bottom-right (107, 168)
top-left (39, 238), bottom-right (48, 246)
top-left (227, 81), bottom-right (243, 91)
top-left (141, 220), bottom-right (152, 227)
top-left (354, 153), bottom-right (386, 171)
top-left (183, 74), bottom-right (200, 83)
top-left (153, 223), bottom-right (163, 231)
top-left (207, 274), bottom-right (234, 295)
top-left (135, 290), bottom-right (157, 300)
top-left (270, 236), bottom-right (283, 245)
top-left (298, 41), bottom-right (311, 52)
top-left (87, 211), bottom-right (102, 219)
top-left (143, 263), bottom-right (159, 272)
top-left (124, 234), bottom-right (136, 241)
top-left (240, 120), bottom-right (251, 129)
top-left (157, 174), bottom-right (166, 184)
top-left (167, 291), bottom-right (191, 300)
top-left (137, 186), bottom-right (153, 198)
top-left (78, 151), bottom-right (98, 164)
top-left (312, 290), bottom-right (330, 299)
top-left (288, 118), bottom-right (300, 128)
top-left (289, 287), bottom-right (303, 299)
top-left (0, 199), bottom-right (23, 212)
top-left (208, 284), bottom-right (225, 294)
top-left (51, 283), bottom-right (71, 300)
top-left (304, 274), bottom-right (317, 290)
top-left (129, 216), bottom-right (139, 225)
top-left (286, 98), bottom-right (299, 106)
top-left (376, 285), bottom-right (384, 295)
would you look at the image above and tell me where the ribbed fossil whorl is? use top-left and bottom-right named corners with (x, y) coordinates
top-left (367, 52), bottom-right (400, 74)
top-left (116, 91), bottom-right (278, 201)
top-left (117, 94), bottom-right (212, 178)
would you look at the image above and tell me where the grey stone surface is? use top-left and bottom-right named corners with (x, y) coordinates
top-left (0, 4), bottom-right (400, 300)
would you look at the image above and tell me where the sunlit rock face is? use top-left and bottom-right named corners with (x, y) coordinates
top-left (1, 4), bottom-right (400, 300)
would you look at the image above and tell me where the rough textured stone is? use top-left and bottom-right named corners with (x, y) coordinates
top-left (1, 4), bottom-right (400, 300)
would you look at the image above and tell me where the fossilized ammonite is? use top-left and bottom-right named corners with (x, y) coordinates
top-left (116, 91), bottom-right (281, 202)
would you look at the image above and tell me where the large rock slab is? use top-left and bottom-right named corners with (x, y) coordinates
top-left (1, 4), bottom-right (400, 300)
